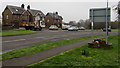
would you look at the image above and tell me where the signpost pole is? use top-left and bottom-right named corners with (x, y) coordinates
top-left (91, 9), bottom-right (94, 39)
top-left (106, 0), bottom-right (108, 44)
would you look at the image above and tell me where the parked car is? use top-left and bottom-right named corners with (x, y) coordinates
top-left (49, 25), bottom-right (58, 30)
top-left (78, 27), bottom-right (85, 30)
top-left (102, 28), bottom-right (111, 32)
top-left (62, 26), bottom-right (70, 30)
top-left (68, 26), bottom-right (79, 31)
top-left (62, 24), bottom-right (70, 30)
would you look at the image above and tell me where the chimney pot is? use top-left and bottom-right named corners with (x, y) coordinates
top-left (21, 4), bottom-right (24, 8)
top-left (27, 5), bottom-right (30, 9)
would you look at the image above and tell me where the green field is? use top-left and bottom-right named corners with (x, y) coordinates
top-left (27, 36), bottom-right (119, 67)
top-left (1, 34), bottom-right (107, 60)
top-left (0, 29), bottom-right (37, 36)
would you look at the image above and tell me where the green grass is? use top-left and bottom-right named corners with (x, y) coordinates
top-left (1, 34), bottom-right (107, 60)
top-left (0, 29), bottom-right (37, 36)
top-left (112, 29), bottom-right (119, 32)
top-left (27, 35), bottom-right (119, 67)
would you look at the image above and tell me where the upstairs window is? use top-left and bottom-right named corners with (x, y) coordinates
top-left (15, 9), bottom-right (18, 12)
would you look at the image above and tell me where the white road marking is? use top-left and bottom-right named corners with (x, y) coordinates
top-left (3, 39), bottom-right (26, 43)
top-left (3, 35), bottom-right (68, 43)
top-left (49, 31), bottom-right (59, 32)
top-left (35, 37), bottom-right (45, 39)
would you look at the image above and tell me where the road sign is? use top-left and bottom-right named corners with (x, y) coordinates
top-left (90, 7), bottom-right (111, 44)
top-left (90, 8), bottom-right (111, 23)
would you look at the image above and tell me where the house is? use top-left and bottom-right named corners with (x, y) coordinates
top-left (44, 12), bottom-right (63, 28)
top-left (2, 4), bottom-right (29, 28)
top-left (27, 5), bottom-right (45, 28)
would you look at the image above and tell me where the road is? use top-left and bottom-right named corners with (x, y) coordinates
top-left (2, 30), bottom-right (117, 54)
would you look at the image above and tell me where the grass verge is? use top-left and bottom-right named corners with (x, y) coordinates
top-left (27, 35), bottom-right (119, 67)
top-left (0, 29), bottom-right (37, 36)
top-left (1, 34), bottom-right (108, 60)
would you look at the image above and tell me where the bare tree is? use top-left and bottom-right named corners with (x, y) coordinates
top-left (69, 21), bottom-right (77, 26)
top-left (77, 19), bottom-right (91, 29)
top-left (77, 22), bottom-right (81, 27)
top-left (114, 1), bottom-right (120, 21)
top-left (83, 19), bottom-right (91, 29)
top-left (78, 19), bottom-right (84, 26)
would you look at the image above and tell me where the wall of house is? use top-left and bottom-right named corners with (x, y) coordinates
top-left (20, 14), bottom-right (29, 27)
top-left (2, 8), bottom-right (13, 26)
top-left (29, 14), bottom-right (34, 23)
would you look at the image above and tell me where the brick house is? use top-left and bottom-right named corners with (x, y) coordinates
top-left (27, 5), bottom-right (45, 29)
top-left (44, 12), bottom-right (63, 28)
top-left (2, 4), bottom-right (29, 29)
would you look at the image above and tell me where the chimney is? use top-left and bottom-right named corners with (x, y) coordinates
top-left (56, 12), bottom-right (58, 14)
top-left (27, 5), bottom-right (30, 9)
top-left (21, 4), bottom-right (24, 8)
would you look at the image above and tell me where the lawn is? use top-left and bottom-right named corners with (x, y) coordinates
top-left (0, 29), bottom-right (37, 36)
top-left (27, 35), bottom-right (119, 67)
top-left (1, 34), bottom-right (107, 60)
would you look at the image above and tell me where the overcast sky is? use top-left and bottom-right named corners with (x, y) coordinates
top-left (0, 0), bottom-right (119, 22)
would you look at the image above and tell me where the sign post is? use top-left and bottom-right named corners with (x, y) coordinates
top-left (90, 6), bottom-right (111, 44)
top-left (106, 0), bottom-right (108, 44)
top-left (91, 9), bottom-right (94, 39)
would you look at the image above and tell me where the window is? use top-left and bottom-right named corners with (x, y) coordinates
top-left (42, 18), bottom-right (44, 21)
top-left (22, 15), bottom-right (27, 20)
top-left (15, 9), bottom-right (18, 11)
top-left (47, 19), bottom-right (50, 22)
top-left (6, 15), bottom-right (8, 19)
top-left (14, 15), bottom-right (19, 19)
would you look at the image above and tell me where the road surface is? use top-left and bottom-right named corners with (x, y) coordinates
top-left (2, 30), bottom-right (117, 54)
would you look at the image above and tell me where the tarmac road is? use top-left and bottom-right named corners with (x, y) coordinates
top-left (1, 29), bottom-right (117, 54)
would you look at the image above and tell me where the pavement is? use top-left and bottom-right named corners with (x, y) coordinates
top-left (2, 29), bottom-right (112, 54)
top-left (2, 34), bottom-right (117, 68)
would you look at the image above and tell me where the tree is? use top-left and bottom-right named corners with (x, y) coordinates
top-left (114, 1), bottom-right (120, 21)
top-left (83, 19), bottom-right (91, 29)
top-left (77, 19), bottom-right (91, 29)
top-left (78, 19), bottom-right (84, 26)
top-left (77, 22), bottom-right (81, 27)
top-left (69, 21), bottom-right (76, 26)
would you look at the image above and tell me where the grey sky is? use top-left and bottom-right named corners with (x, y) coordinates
top-left (1, 2), bottom-right (118, 22)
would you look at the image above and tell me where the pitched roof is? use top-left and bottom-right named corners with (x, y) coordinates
top-left (28, 9), bottom-right (45, 17)
top-left (6, 5), bottom-right (26, 15)
top-left (46, 12), bottom-right (62, 20)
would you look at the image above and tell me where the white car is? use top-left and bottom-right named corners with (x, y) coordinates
top-left (78, 27), bottom-right (85, 30)
top-left (68, 26), bottom-right (79, 31)
top-left (62, 26), bottom-right (70, 30)
top-left (49, 25), bottom-right (58, 30)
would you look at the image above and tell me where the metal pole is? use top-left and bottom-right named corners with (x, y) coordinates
top-left (91, 9), bottom-right (94, 39)
top-left (106, 0), bottom-right (108, 44)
